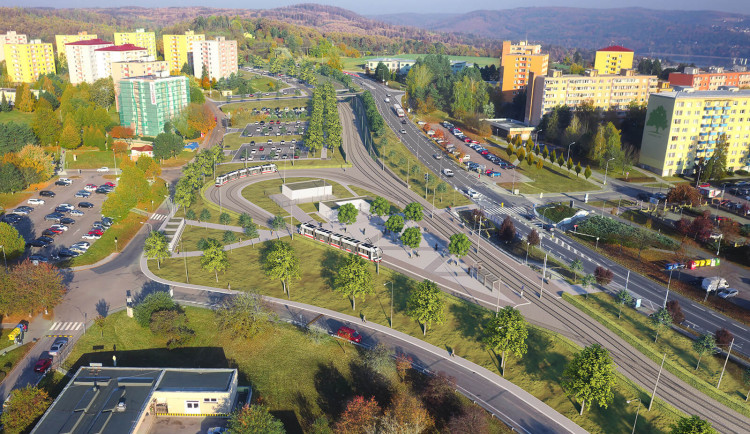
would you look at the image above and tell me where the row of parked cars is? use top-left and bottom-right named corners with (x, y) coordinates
top-left (33, 337), bottom-right (68, 374)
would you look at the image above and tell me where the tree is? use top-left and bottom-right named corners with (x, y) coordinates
top-left (219, 212), bottom-right (231, 225)
top-left (264, 241), bottom-right (300, 298)
top-left (715, 328), bottom-right (733, 346)
top-left (223, 230), bottom-right (237, 244)
top-left (374, 61), bottom-right (390, 82)
top-left (482, 306), bottom-right (528, 376)
top-left (666, 299), bottom-right (685, 324)
top-left (270, 215), bottom-right (286, 234)
top-left (335, 396), bottom-right (380, 434)
top-left (400, 226), bottom-right (422, 249)
top-left (499, 216), bottom-right (515, 242)
top-left (448, 405), bottom-right (490, 433)
top-left (692, 334), bottom-right (717, 371)
top-left (237, 212), bottom-right (253, 227)
top-left (14, 84), bottom-right (35, 112)
top-left (153, 132), bottom-right (184, 160)
top-left (561, 343), bottom-right (616, 415)
top-left (228, 404), bottom-right (285, 434)
top-left (371, 196), bottom-right (390, 217)
top-left (201, 239), bottom-right (228, 282)
top-left (94, 315), bottom-right (106, 337)
top-left (669, 415), bottom-right (717, 434)
top-left (337, 203), bottom-right (358, 225)
top-left (575, 162), bottom-right (582, 177)
top-left (448, 233), bottom-right (471, 257)
top-left (0, 386), bottom-right (51, 434)
top-left (199, 208), bottom-right (211, 222)
top-left (215, 291), bottom-right (276, 339)
top-left (584, 165), bottom-right (592, 179)
top-left (385, 214), bottom-right (404, 235)
top-left (187, 103), bottom-right (217, 135)
top-left (744, 367), bottom-right (750, 401)
top-left (380, 392), bottom-right (433, 433)
top-left (594, 266), bottom-right (614, 286)
top-left (650, 308), bottom-right (673, 342)
top-left (0, 222), bottom-right (25, 259)
top-left (404, 202), bottom-right (424, 222)
top-left (363, 343), bottom-right (394, 374)
top-left (581, 273), bottom-right (596, 292)
top-left (133, 292), bottom-right (175, 328)
top-left (667, 184), bottom-right (702, 206)
top-left (615, 290), bottom-right (633, 319)
top-left (243, 221), bottom-right (259, 239)
top-left (334, 254), bottom-right (373, 310)
top-left (150, 309), bottom-right (194, 349)
top-left (59, 119), bottom-right (81, 149)
top-left (144, 231), bottom-right (170, 269)
top-left (407, 279), bottom-right (445, 336)
top-left (0, 163), bottom-right (25, 193)
top-left (527, 229), bottom-right (540, 247)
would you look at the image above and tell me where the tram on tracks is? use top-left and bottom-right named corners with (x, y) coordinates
top-left (215, 164), bottom-right (278, 187)
top-left (299, 222), bottom-right (383, 262)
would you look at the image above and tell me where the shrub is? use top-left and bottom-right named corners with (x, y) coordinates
top-left (715, 328), bottom-right (734, 346)
top-left (666, 300), bottom-right (685, 324)
top-left (594, 266), bottom-right (614, 286)
top-left (577, 215), bottom-right (676, 250)
top-left (133, 292), bottom-right (176, 327)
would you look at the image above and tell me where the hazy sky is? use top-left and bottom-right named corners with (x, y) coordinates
top-left (5, 0), bottom-right (747, 15)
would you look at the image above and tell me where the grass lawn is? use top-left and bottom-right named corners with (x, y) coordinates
top-left (220, 99), bottom-right (310, 115)
top-left (177, 225), bottom-right (238, 252)
top-left (237, 71), bottom-right (289, 90)
top-left (65, 211), bottom-right (147, 267)
top-left (180, 184), bottom-right (242, 226)
top-left (216, 150), bottom-right (349, 175)
top-left (342, 55), bottom-right (499, 72)
top-left (0, 110), bottom-right (33, 125)
top-left (587, 199), bottom-right (638, 209)
top-left (66, 148), bottom-right (116, 170)
top-left (500, 164), bottom-right (598, 194)
top-left (537, 203), bottom-right (577, 223)
top-left (240, 177), bottom-right (350, 219)
top-left (160, 150), bottom-right (195, 168)
top-left (0, 344), bottom-right (33, 382)
top-left (565, 292), bottom-right (750, 419)
top-left (150, 237), bottom-right (680, 433)
top-left (0, 191), bottom-right (33, 210)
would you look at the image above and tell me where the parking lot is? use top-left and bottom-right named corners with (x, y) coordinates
top-left (4, 171), bottom-right (116, 262)
top-left (231, 119), bottom-right (311, 162)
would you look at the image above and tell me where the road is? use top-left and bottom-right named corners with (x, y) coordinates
top-left (354, 75), bottom-right (750, 360)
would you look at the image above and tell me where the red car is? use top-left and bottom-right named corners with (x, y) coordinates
top-left (293, 155), bottom-right (300, 159)
top-left (104, 182), bottom-right (116, 187)
top-left (46, 227), bottom-right (64, 234)
top-left (480, 150), bottom-right (490, 155)
top-left (259, 146), bottom-right (265, 151)
top-left (337, 326), bottom-right (362, 344)
top-left (463, 138), bottom-right (472, 143)
top-left (89, 229), bottom-right (104, 236)
top-left (34, 357), bottom-right (52, 373)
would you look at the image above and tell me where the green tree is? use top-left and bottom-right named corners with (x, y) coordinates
top-left (404, 202), bottom-right (424, 222)
top-left (581, 274), bottom-right (595, 292)
top-left (584, 165), bottom-right (592, 179)
top-left (237, 212), bottom-right (252, 227)
top-left (744, 367), bottom-right (750, 401)
top-left (219, 212), bottom-right (231, 225)
top-left (363, 343), bottom-right (394, 374)
top-left (436, 182), bottom-right (448, 202)
top-left (1, 386), bottom-right (51, 434)
top-left (334, 254), bottom-right (373, 310)
top-left (400, 227), bottom-right (422, 249)
top-left (31, 104), bottom-right (60, 145)
top-left (374, 61), bottom-right (390, 82)
top-left (144, 231), bottom-right (170, 269)
top-left (570, 259), bottom-right (583, 283)
top-left (615, 289), bottom-right (633, 319)
top-left (0, 163), bottom-right (25, 193)
top-left (134, 292), bottom-right (176, 328)
top-left (215, 291), bottom-right (276, 339)
top-left (407, 279), bottom-right (445, 336)
top-left (371, 196), bottom-right (390, 217)
top-left (650, 307), bottom-right (673, 342)
top-left (201, 239), bottom-right (228, 282)
top-left (692, 334), bottom-right (717, 371)
top-left (223, 230), bottom-right (237, 243)
top-left (448, 233), bottom-right (471, 257)
top-left (199, 208), bottom-right (211, 222)
top-left (669, 415), bottom-right (716, 434)
top-left (0, 222), bottom-right (25, 259)
top-left (385, 214), bottom-right (404, 235)
top-left (566, 157), bottom-right (574, 171)
top-left (270, 215), bottom-right (286, 233)
top-left (562, 343), bottom-right (616, 415)
top-left (243, 221), bottom-right (259, 239)
top-left (575, 162), bottom-right (582, 177)
top-left (482, 306), bottom-right (528, 376)
top-left (153, 132), bottom-right (184, 160)
top-left (59, 119), bottom-right (81, 149)
top-left (228, 404), bottom-right (285, 434)
top-left (337, 203), bottom-right (358, 225)
top-left (264, 241), bottom-right (300, 298)
top-left (185, 208), bottom-right (197, 220)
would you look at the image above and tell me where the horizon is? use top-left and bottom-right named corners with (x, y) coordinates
top-left (3, 1), bottom-right (747, 15)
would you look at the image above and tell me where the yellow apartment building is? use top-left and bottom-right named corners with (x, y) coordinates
top-left (163, 30), bottom-right (205, 72)
top-left (639, 89), bottom-right (750, 176)
top-left (55, 31), bottom-right (97, 58)
top-left (114, 28), bottom-right (157, 58)
top-left (500, 40), bottom-right (548, 102)
top-left (593, 45), bottom-right (634, 75)
top-left (525, 68), bottom-right (658, 125)
top-left (3, 40), bottom-right (56, 83)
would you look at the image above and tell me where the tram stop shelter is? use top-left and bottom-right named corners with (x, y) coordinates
top-left (319, 197), bottom-right (371, 222)
top-left (281, 179), bottom-right (333, 202)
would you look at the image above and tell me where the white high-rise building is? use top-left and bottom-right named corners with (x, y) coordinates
top-left (65, 38), bottom-right (114, 85)
top-left (94, 44), bottom-right (149, 80)
top-left (192, 36), bottom-right (238, 81)
top-left (0, 31), bottom-right (28, 62)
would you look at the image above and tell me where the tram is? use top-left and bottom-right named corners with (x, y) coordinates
top-left (214, 164), bottom-right (278, 186)
top-left (299, 222), bottom-right (383, 262)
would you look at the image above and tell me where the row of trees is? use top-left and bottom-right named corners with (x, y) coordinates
top-left (100, 156), bottom-right (162, 220)
top-left (0, 144), bottom-right (56, 193)
top-left (359, 90), bottom-right (385, 136)
top-left (173, 145), bottom-right (223, 212)
top-left (303, 83), bottom-right (342, 156)
top-left (505, 136), bottom-right (593, 179)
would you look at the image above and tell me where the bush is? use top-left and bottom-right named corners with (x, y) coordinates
top-left (150, 309), bottom-right (194, 349)
top-left (538, 203), bottom-right (577, 223)
top-left (715, 328), bottom-right (733, 346)
top-left (133, 292), bottom-right (176, 327)
top-left (594, 266), bottom-right (614, 286)
top-left (666, 300), bottom-right (685, 324)
top-left (577, 215), bottom-right (676, 250)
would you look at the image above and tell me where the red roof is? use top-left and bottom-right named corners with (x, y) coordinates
top-left (65, 38), bottom-right (113, 46)
top-left (131, 144), bottom-right (153, 152)
top-left (598, 45), bottom-right (633, 53)
top-left (95, 44), bottom-right (147, 52)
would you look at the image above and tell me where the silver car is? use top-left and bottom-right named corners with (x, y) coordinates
top-left (48, 337), bottom-right (69, 356)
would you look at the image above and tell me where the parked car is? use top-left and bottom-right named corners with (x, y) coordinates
top-left (95, 187), bottom-right (112, 194)
top-left (84, 184), bottom-right (97, 192)
top-left (104, 182), bottom-right (116, 187)
top-left (51, 224), bottom-right (68, 232)
top-left (60, 217), bottom-right (76, 225)
top-left (39, 190), bottom-right (56, 197)
top-left (54, 180), bottom-right (70, 186)
top-left (27, 198), bottom-right (45, 205)
top-left (12, 207), bottom-right (31, 215)
top-left (96, 167), bottom-right (109, 172)
top-left (29, 254), bottom-right (49, 263)
top-left (42, 229), bottom-right (60, 237)
top-left (54, 206), bottom-right (71, 214)
top-left (48, 337), bottom-right (68, 356)
top-left (336, 326), bottom-right (362, 344)
top-left (75, 190), bottom-right (91, 198)
top-left (78, 202), bottom-right (94, 208)
top-left (33, 357), bottom-right (52, 373)
top-left (718, 288), bottom-right (739, 299)
top-left (70, 210), bottom-right (84, 216)
top-left (82, 232), bottom-right (101, 240)
top-left (2, 214), bottom-right (22, 224)
top-left (44, 213), bottom-right (64, 222)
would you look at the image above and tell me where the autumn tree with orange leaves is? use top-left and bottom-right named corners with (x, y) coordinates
top-left (187, 103), bottom-right (216, 136)
top-left (334, 396), bottom-right (381, 434)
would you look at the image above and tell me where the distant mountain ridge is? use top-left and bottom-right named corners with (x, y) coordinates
top-left (372, 7), bottom-right (750, 59)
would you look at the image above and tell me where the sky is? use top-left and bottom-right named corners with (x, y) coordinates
top-left (6, 0), bottom-right (747, 15)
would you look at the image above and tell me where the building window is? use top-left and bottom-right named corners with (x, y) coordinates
top-left (203, 398), bottom-right (218, 403)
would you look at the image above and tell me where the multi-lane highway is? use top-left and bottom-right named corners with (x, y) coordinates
top-left (355, 75), bottom-right (750, 360)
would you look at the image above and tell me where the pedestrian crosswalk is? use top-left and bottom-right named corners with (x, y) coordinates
top-left (151, 213), bottom-right (168, 221)
top-left (484, 205), bottom-right (527, 219)
top-left (50, 321), bottom-right (83, 331)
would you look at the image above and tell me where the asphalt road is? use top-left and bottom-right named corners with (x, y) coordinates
top-left (354, 75), bottom-right (750, 360)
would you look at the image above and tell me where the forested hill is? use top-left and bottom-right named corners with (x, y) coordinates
top-left (373, 7), bottom-right (750, 58)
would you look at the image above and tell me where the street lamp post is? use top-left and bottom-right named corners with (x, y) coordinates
top-left (603, 157), bottom-right (615, 185)
top-left (715, 233), bottom-right (723, 256)
top-left (717, 338), bottom-right (735, 389)
top-left (539, 253), bottom-right (547, 299)
top-left (626, 398), bottom-right (641, 434)
top-left (567, 141), bottom-right (575, 163)
top-left (525, 241), bottom-right (530, 265)
top-left (384, 281), bottom-right (394, 327)
top-left (663, 268), bottom-right (674, 308)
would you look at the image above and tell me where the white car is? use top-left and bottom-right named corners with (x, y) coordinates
top-left (59, 203), bottom-right (74, 210)
top-left (70, 209), bottom-right (84, 216)
top-left (82, 233), bottom-right (101, 240)
top-left (58, 178), bottom-right (72, 185)
top-left (50, 224), bottom-right (69, 232)
top-left (433, 154), bottom-right (442, 160)
top-left (466, 189), bottom-right (480, 199)
top-left (400, 129), bottom-right (406, 134)
top-left (27, 198), bottom-right (45, 205)
top-left (71, 241), bottom-right (90, 250)
top-left (97, 167), bottom-right (109, 172)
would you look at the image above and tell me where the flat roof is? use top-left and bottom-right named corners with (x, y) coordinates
top-left (283, 180), bottom-right (332, 191)
top-left (156, 369), bottom-right (235, 392)
top-left (485, 118), bottom-right (534, 130)
top-left (652, 89), bottom-right (750, 99)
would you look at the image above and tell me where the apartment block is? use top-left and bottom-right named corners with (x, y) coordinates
top-left (65, 38), bottom-right (114, 85)
top-left (593, 45), bottom-right (634, 75)
top-left (95, 44), bottom-right (149, 81)
top-left (0, 31), bottom-right (27, 62)
top-left (192, 36), bottom-right (238, 81)
top-left (365, 58), bottom-right (416, 75)
top-left (114, 28), bottom-right (157, 58)
top-left (163, 30), bottom-right (205, 72)
top-left (500, 40), bottom-right (549, 102)
top-left (639, 88), bottom-right (750, 176)
top-left (111, 59), bottom-right (169, 110)
top-left (118, 74), bottom-right (190, 137)
top-left (3, 40), bottom-right (56, 83)
top-left (524, 69), bottom-right (658, 125)
top-left (55, 31), bottom-right (97, 59)
top-left (668, 66), bottom-right (750, 91)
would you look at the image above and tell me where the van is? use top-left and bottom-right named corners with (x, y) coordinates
top-left (443, 168), bottom-right (454, 177)
top-left (385, 98), bottom-right (390, 103)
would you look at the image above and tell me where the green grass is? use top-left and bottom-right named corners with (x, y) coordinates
top-left (0, 344), bottom-right (32, 382)
top-left (177, 225), bottom-right (238, 251)
top-left (642, 182), bottom-right (673, 189)
top-left (160, 150), bottom-right (196, 168)
top-left (66, 149), bottom-right (117, 170)
top-left (65, 211), bottom-right (147, 267)
top-left (216, 151), bottom-right (350, 175)
top-left (0, 110), bottom-right (33, 125)
top-left (150, 237), bottom-right (681, 433)
top-left (237, 71), bottom-right (289, 90)
top-left (239, 177), bottom-right (350, 219)
top-left (537, 203), bottom-right (577, 223)
top-left (0, 191), bottom-right (33, 210)
top-left (564, 292), bottom-right (750, 419)
top-left (342, 54), bottom-right (499, 72)
top-left (181, 184), bottom-right (242, 226)
top-left (500, 164), bottom-right (599, 194)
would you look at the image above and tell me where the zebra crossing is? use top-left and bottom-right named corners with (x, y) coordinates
top-left (151, 213), bottom-right (168, 221)
top-left (49, 321), bottom-right (83, 332)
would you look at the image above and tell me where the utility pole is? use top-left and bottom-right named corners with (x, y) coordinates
top-left (648, 353), bottom-right (666, 411)
top-left (717, 338), bottom-right (735, 389)
top-left (539, 253), bottom-right (547, 299)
